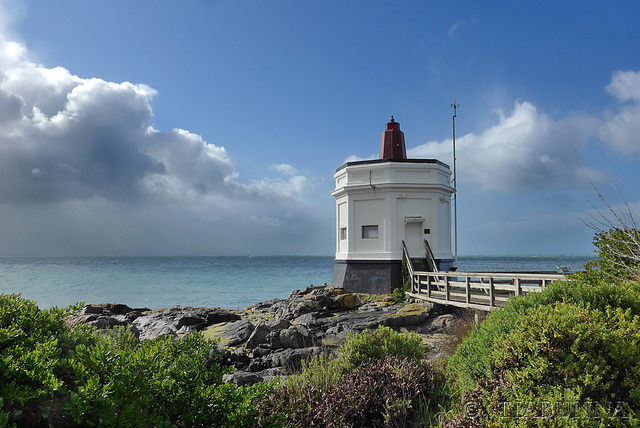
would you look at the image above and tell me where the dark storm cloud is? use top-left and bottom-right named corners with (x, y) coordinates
top-left (0, 78), bottom-right (164, 203)
top-left (0, 44), bottom-right (243, 204)
top-left (0, 35), bottom-right (330, 256)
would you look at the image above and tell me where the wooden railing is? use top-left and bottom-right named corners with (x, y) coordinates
top-left (403, 249), bottom-right (566, 311)
top-left (402, 240), bottom-right (415, 280)
top-left (423, 239), bottom-right (438, 272)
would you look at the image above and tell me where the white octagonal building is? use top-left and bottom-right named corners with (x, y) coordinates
top-left (331, 117), bottom-right (454, 293)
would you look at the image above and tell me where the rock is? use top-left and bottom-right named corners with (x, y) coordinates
top-left (266, 319), bottom-right (291, 331)
top-left (223, 370), bottom-right (262, 386)
top-left (202, 308), bottom-right (241, 324)
top-left (265, 347), bottom-right (320, 371)
top-left (252, 346), bottom-right (272, 358)
top-left (124, 310), bottom-right (146, 322)
top-left (86, 315), bottom-right (127, 330)
top-left (334, 292), bottom-right (356, 309)
top-left (384, 303), bottom-right (431, 327)
top-left (246, 322), bottom-right (271, 349)
top-left (64, 285), bottom-right (463, 383)
top-left (82, 305), bottom-right (106, 315)
top-left (247, 358), bottom-right (268, 372)
top-left (204, 344), bottom-right (228, 370)
top-left (279, 325), bottom-right (314, 349)
top-left (292, 312), bottom-right (334, 330)
top-left (430, 314), bottom-right (456, 329)
top-left (286, 299), bottom-right (324, 319)
top-left (227, 348), bottom-right (252, 369)
top-left (223, 319), bottom-right (255, 347)
top-left (176, 315), bottom-right (206, 329)
top-left (81, 303), bottom-right (148, 316)
top-left (224, 367), bottom-right (285, 386)
top-left (334, 312), bottom-right (389, 333)
top-left (246, 298), bottom-right (282, 311)
top-left (267, 330), bottom-right (282, 349)
top-left (101, 303), bottom-right (139, 315)
top-left (133, 314), bottom-right (178, 341)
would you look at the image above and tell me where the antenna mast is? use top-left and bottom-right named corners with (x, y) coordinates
top-left (451, 74), bottom-right (459, 269)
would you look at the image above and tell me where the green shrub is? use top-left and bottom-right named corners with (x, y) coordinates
top-left (0, 294), bottom-right (79, 425)
top-left (442, 225), bottom-right (640, 426)
top-left (443, 302), bottom-right (640, 427)
top-left (280, 352), bottom-right (342, 400)
top-left (390, 286), bottom-right (407, 304)
top-left (338, 325), bottom-right (424, 370)
top-left (0, 293), bottom-right (274, 427)
top-left (68, 328), bottom-right (276, 427)
top-left (447, 277), bottom-right (640, 394)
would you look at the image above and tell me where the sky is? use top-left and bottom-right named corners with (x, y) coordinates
top-left (0, 0), bottom-right (639, 256)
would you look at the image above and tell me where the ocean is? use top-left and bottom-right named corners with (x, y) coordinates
top-left (0, 255), bottom-right (593, 310)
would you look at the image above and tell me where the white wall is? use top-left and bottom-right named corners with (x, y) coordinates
top-left (333, 160), bottom-right (453, 262)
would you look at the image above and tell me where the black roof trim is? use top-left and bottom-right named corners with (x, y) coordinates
top-left (336, 158), bottom-right (450, 172)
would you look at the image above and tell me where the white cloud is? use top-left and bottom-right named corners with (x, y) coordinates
top-left (408, 101), bottom-right (602, 192)
top-left (342, 154), bottom-right (375, 163)
top-left (271, 163), bottom-right (300, 176)
top-left (246, 175), bottom-right (315, 200)
top-left (599, 70), bottom-right (640, 155)
top-left (448, 20), bottom-right (467, 36)
top-left (606, 70), bottom-right (640, 102)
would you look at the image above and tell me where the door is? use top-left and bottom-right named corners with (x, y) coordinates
top-left (404, 222), bottom-right (423, 258)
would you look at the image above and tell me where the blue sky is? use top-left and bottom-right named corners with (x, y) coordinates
top-left (0, 0), bottom-right (639, 256)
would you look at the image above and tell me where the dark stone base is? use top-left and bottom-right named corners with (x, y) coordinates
top-left (331, 260), bottom-right (404, 294)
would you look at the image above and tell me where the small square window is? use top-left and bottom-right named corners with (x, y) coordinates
top-left (362, 225), bottom-right (379, 239)
top-left (340, 227), bottom-right (347, 240)
top-left (424, 229), bottom-right (430, 234)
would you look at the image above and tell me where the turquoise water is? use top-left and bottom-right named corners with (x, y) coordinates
top-left (0, 255), bottom-right (593, 310)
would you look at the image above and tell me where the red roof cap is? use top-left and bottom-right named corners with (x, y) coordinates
top-left (379, 116), bottom-right (407, 159)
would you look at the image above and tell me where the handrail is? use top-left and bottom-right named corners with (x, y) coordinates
top-left (423, 239), bottom-right (438, 272)
top-left (401, 240), bottom-right (415, 292)
top-left (407, 269), bottom-right (566, 311)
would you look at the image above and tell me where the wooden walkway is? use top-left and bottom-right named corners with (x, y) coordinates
top-left (403, 244), bottom-right (566, 311)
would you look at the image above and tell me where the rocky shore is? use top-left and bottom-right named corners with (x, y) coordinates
top-left (65, 285), bottom-right (460, 385)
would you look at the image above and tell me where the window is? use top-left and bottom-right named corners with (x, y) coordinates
top-left (340, 227), bottom-right (347, 240)
top-left (362, 225), bottom-right (379, 239)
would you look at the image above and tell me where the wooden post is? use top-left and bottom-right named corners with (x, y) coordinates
top-left (466, 276), bottom-right (471, 304)
top-left (446, 275), bottom-right (451, 302)
top-left (489, 277), bottom-right (495, 307)
top-left (515, 278), bottom-right (522, 296)
top-left (427, 274), bottom-right (432, 298)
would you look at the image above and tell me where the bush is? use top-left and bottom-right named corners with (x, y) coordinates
top-left (447, 277), bottom-right (640, 394)
top-left (443, 302), bottom-right (640, 427)
top-left (259, 325), bottom-right (443, 427)
top-left (68, 328), bottom-right (274, 427)
top-left (0, 294), bottom-right (79, 425)
top-left (263, 356), bottom-right (447, 428)
top-left (390, 286), bottom-right (407, 304)
top-left (0, 293), bottom-right (273, 427)
top-left (443, 223), bottom-right (640, 426)
top-left (338, 325), bottom-right (424, 370)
